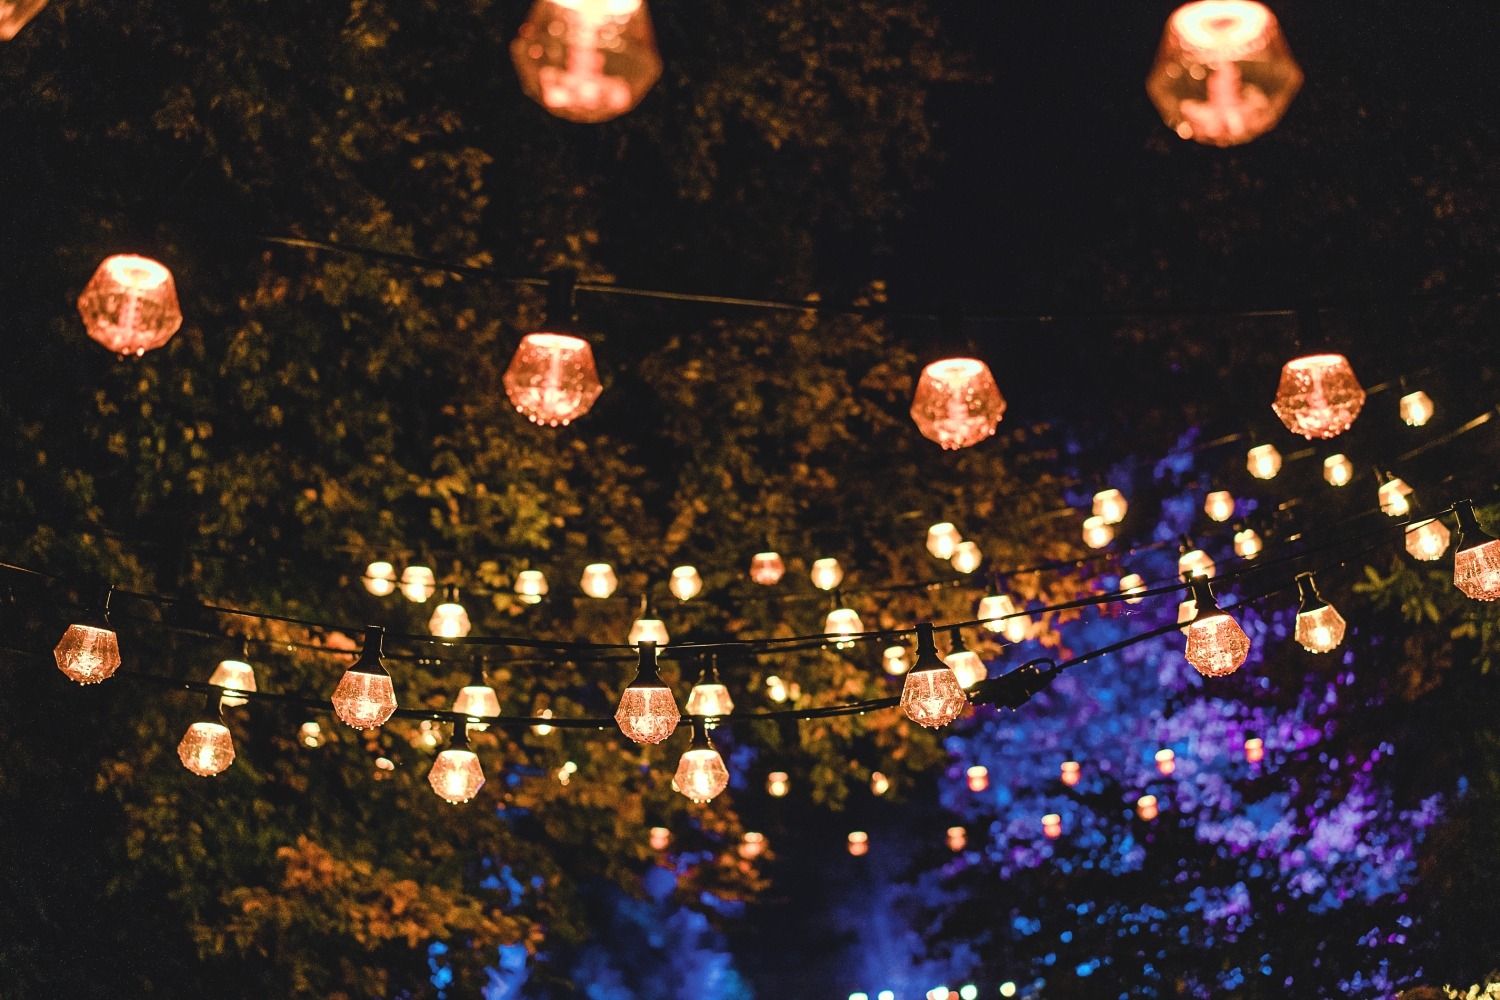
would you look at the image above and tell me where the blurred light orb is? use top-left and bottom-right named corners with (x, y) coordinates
top-left (882, 644), bottom-right (911, 675)
top-left (399, 565), bottom-right (437, 603)
top-left (1178, 548), bottom-right (1216, 579)
top-left (810, 557), bottom-right (844, 591)
top-left (1061, 759), bottom-right (1082, 786)
top-left (1042, 813), bottom-right (1063, 839)
top-left (453, 684), bottom-right (502, 732)
top-left (669, 565), bottom-right (703, 601)
top-left (767, 771), bottom-right (790, 797)
top-left (514, 569), bottom-right (549, 605)
top-left (363, 560), bottom-right (397, 597)
top-left (870, 771), bottom-right (890, 795)
top-left (208, 658), bottom-right (257, 708)
top-left (950, 540), bottom-right (984, 574)
top-left (1093, 488), bottom-right (1128, 525)
top-left (1233, 528), bottom-right (1263, 559)
top-left (628, 617), bottom-right (670, 647)
top-left (0, 0), bottom-right (48, 40)
top-left (1155, 748), bottom-right (1177, 775)
top-left (429, 598), bottom-right (472, 638)
top-left (926, 522), bottom-right (963, 559)
top-left (847, 831), bottom-right (870, 856)
top-left (1271, 353), bottom-right (1366, 439)
top-left (749, 551), bottom-right (785, 585)
top-left (966, 765), bottom-right (989, 792)
top-left (1324, 453), bottom-right (1354, 487)
top-left (1400, 390), bottom-right (1434, 427)
top-left (944, 648), bottom-right (987, 689)
top-left (299, 721), bottom-right (326, 748)
top-left (649, 826), bottom-right (671, 850)
top-left (910, 358), bottom-right (1006, 450)
top-left (824, 607), bottom-right (864, 648)
top-left (674, 740), bottom-right (730, 803)
top-left (1082, 515), bottom-right (1113, 549)
top-left (685, 679), bottom-right (734, 718)
top-left (1406, 519), bottom-right (1451, 561)
top-left (1137, 794), bottom-right (1160, 821)
top-left (511, 0), bottom-right (662, 123)
top-left (579, 562), bottom-right (618, 598)
top-left (1119, 573), bottom-right (1148, 604)
top-left (738, 831), bottom-right (767, 859)
top-left (1244, 737), bottom-right (1265, 763)
top-left (946, 826), bottom-right (967, 851)
top-left (503, 332), bottom-right (604, 425)
top-left (1204, 490), bottom-right (1235, 523)
top-left (1246, 443), bottom-right (1282, 479)
top-left (1379, 476), bottom-right (1414, 517)
top-left (77, 254), bottom-right (183, 356)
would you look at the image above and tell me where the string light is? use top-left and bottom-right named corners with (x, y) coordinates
top-left (452, 662), bottom-right (501, 732)
top-left (1081, 516), bottom-right (1114, 549)
top-left (684, 659), bottom-right (734, 718)
top-left (76, 254), bottom-right (184, 356)
top-left (1400, 390), bottom-right (1435, 427)
top-left (649, 826), bottom-right (671, 850)
top-left (331, 627), bottom-right (398, 729)
top-left (669, 565), bottom-right (703, 601)
top-left (533, 708), bottom-right (555, 735)
top-left (1136, 794), bottom-right (1160, 821)
top-left (177, 698), bottom-right (236, 777)
top-left (502, 272), bottom-right (604, 424)
top-left (1233, 527), bottom-right (1263, 560)
top-left (428, 725), bottom-right (485, 804)
top-left (511, 0), bottom-right (662, 123)
top-left (1324, 453), bottom-right (1353, 486)
top-left (299, 721), bottom-right (325, 748)
top-left (514, 570), bottom-right (549, 605)
top-left (1060, 760), bottom-right (1081, 786)
top-left (580, 562), bottom-right (619, 599)
top-left (950, 540), bottom-right (983, 574)
top-left (1182, 577), bottom-right (1251, 678)
top-left (943, 627), bottom-right (987, 690)
top-left (1042, 814), bottom-right (1062, 839)
top-left (946, 826), bottom-right (967, 851)
top-left (614, 640), bottom-right (679, 744)
top-left (1378, 473), bottom-right (1414, 517)
top-left (810, 558), bottom-right (844, 591)
top-left (429, 586), bottom-right (472, 638)
top-left (764, 675), bottom-right (790, 703)
top-left (628, 615), bottom-right (670, 647)
top-left (870, 771), bottom-right (891, 795)
top-left (399, 565), bottom-right (437, 603)
top-left (207, 656), bottom-right (257, 708)
top-left (1453, 500), bottom-right (1500, 601)
top-left (1204, 490), bottom-right (1235, 523)
top-left (749, 551), bottom-right (785, 585)
top-left (1272, 353), bottom-right (1366, 439)
top-left (1293, 572), bottom-right (1346, 653)
top-left (966, 765), bottom-right (989, 792)
top-left (673, 723), bottom-right (730, 803)
top-left (926, 522), bottom-right (962, 560)
top-left (824, 606), bottom-right (864, 648)
top-left (1244, 737), bottom-right (1265, 763)
top-left (979, 592), bottom-right (1029, 642)
top-left (1119, 573), bottom-right (1147, 603)
top-left (363, 560), bottom-right (397, 596)
top-left (1155, 748), bottom-right (1177, 775)
top-left (900, 623), bottom-right (968, 728)
top-left (1178, 540), bottom-right (1216, 579)
top-left (738, 832), bottom-right (767, 859)
top-left (766, 771), bottom-right (790, 797)
top-left (909, 358), bottom-right (1006, 450)
top-left (1093, 489), bottom-right (1129, 525)
top-left (882, 644), bottom-right (911, 675)
top-left (847, 831), bottom-right (870, 856)
top-left (53, 602), bottom-right (121, 685)
top-left (1406, 518), bottom-right (1451, 561)
top-left (0, 0), bottom-right (47, 39)
top-left (1177, 595), bottom-right (1198, 626)
top-left (1246, 443), bottom-right (1282, 480)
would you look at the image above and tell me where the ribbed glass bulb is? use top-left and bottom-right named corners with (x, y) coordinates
top-left (1271, 353), bottom-right (1365, 439)
top-left (429, 749), bottom-right (485, 804)
top-left (53, 623), bottom-right (122, 685)
top-left (674, 743), bottom-right (730, 803)
top-left (178, 721), bottom-right (235, 776)
top-left (76, 254), bottom-right (184, 357)
top-left (910, 358), bottom-right (1006, 450)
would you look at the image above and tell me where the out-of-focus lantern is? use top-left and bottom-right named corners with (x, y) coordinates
top-left (453, 683), bottom-right (502, 732)
top-left (1146, 0), bottom-right (1302, 147)
top-left (400, 565), bottom-right (437, 602)
top-left (847, 831), bottom-right (870, 856)
top-left (1453, 500), bottom-right (1500, 601)
top-left (1272, 354), bottom-right (1366, 439)
top-left (824, 607), bottom-right (864, 648)
top-left (628, 616), bottom-right (670, 647)
top-left (926, 522), bottom-right (963, 559)
top-left (1119, 573), bottom-right (1148, 604)
top-left (1400, 390), bottom-right (1434, 427)
top-left (739, 832), bottom-right (767, 859)
top-left (1293, 572), bottom-right (1346, 653)
top-left (614, 641), bottom-right (679, 743)
top-left (77, 255), bottom-right (183, 356)
top-left (1182, 577), bottom-right (1251, 678)
top-left (299, 721), bottom-right (326, 748)
top-left (1378, 474), bottom-right (1414, 517)
top-left (1406, 518), bottom-right (1451, 561)
top-left (766, 771), bottom-right (790, 797)
top-left (943, 629), bottom-right (987, 690)
top-left (1233, 528), bottom-right (1263, 559)
top-left (669, 565), bottom-right (703, 601)
top-left (1042, 814), bottom-right (1063, 839)
top-left (649, 826), bottom-right (671, 850)
top-left (1093, 489), bottom-right (1128, 525)
top-left (533, 707), bottom-right (555, 735)
top-left (363, 560), bottom-right (398, 597)
top-left (910, 358), bottom-right (1006, 450)
top-left (1324, 453), bottom-right (1353, 486)
top-left (1204, 490), bottom-right (1235, 523)
top-left (580, 562), bottom-right (619, 599)
top-left (685, 662), bottom-right (734, 718)
top-left (946, 826), bottom-right (968, 851)
top-left (511, 0), bottom-right (662, 123)
top-left (429, 587), bottom-right (472, 638)
top-left (0, 0), bottom-right (48, 40)
top-left (332, 628), bottom-right (398, 729)
top-left (764, 675), bottom-right (790, 703)
top-left (429, 727), bottom-right (486, 804)
top-left (1155, 748), bottom-right (1177, 775)
top-left (1179, 543), bottom-right (1216, 580)
top-left (950, 540), bottom-right (984, 574)
top-left (1246, 443), bottom-right (1282, 480)
top-left (749, 551), bottom-right (785, 585)
top-left (810, 558), bottom-right (844, 591)
top-left (673, 725), bottom-right (730, 803)
top-left (1082, 516), bottom-right (1114, 549)
top-left (882, 644), bottom-right (911, 675)
top-left (966, 765), bottom-right (989, 792)
top-left (514, 570), bottom-right (549, 605)
top-left (1137, 795), bottom-right (1160, 821)
top-left (208, 658), bottom-right (257, 708)
top-left (1244, 737), bottom-right (1265, 763)
top-left (1060, 760), bottom-right (1081, 786)
top-left (900, 624), bottom-right (968, 728)
top-left (979, 593), bottom-right (1029, 642)
top-left (870, 771), bottom-right (891, 795)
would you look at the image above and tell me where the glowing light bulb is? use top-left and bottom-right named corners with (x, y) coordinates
top-left (1293, 573), bottom-right (1346, 652)
top-left (1244, 737), bottom-right (1265, 763)
top-left (208, 658), bottom-right (257, 708)
top-left (533, 708), bottom-right (555, 735)
top-left (1177, 597), bottom-right (1197, 627)
top-left (669, 565), bottom-right (703, 601)
top-left (674, 727), bottom-right (730, 803)
top-left (824, 607), bottom-right (864, 648)
top-left (1042, 813), bottom-right (1062, 839)
top-left (178, 720), bottom-right (235, 776)
top-left (1204, 490), bottom-right (1235, 523)
top-left (76, 254), bottom-right (183, 356)
top-left (1378, 475), bottom-right (1414, 517)
top-left (764, 675), bottom-right (790, 703)
top-left (966, 765), bottom-right (989, 792)
top-left (1400, 390), bottom-right (1434, 427)
top-left (614, 641), bottom-right (679, 744)
top-left (1234, 528), bottom-right (1263, 559)
top-left (1060, 760), bottom-right (1081, 786)
top-left (649, 826), bottom-right (671, 850)
top-left (1119, 573), bottom-right (1148, 604)
top-left (950, 540), bottom-right (983, 574)
top-left (53, 622), bottom-right (121, 685)
top-left (429, 732), bottom-right (486, 804)
top-left (900, 624), bottom-right (968, 728)
top-left (514, 570), bottom-right (549, 605)
top-left (960, 988), bottom-right (979, 1000)
top-left (1093, 488), bottom-right (1128, 525)
top-left (429, 591), bottom-right (472, 638)
top-left (1406, 518), bottom-right (1451, 561)
top-left (363, 560), bottom-right (397, 596)
top-left (453, 684), bottom-right (502, 732)
top-left (1323, 453), bottom-right (1353, 486)
top-left (926, 522), bottom-right (962, 559)
top-left (1178, 547), bottom-right (1216, 579)
top-left (946, 826), bottom-right (967, 851)
top-left (944, 649), bottom-right (986, 689)
top-left (685, 677), bottom-right (734, 718)
top-left (738, 831), bottom-right (767, 859)
top-left (882, 645), bottom-right (911, 675)
top-left (767, 771), bottom-right (790, 797)
top-left (580, 562), bottom-right (619, 598)
top-left (1182, 578), bottom-right (1251, 678)
top-left (1147, 0), bottom-right (1302, 146)
top-left (299, 721), bottom-right (325, 748)
top-left (503, 332), bottom-right (604, 425)
top-left (809, 557), bottom-right (844, 591)
top-left (870, 771), bottom-right (890, 795)
top-left (332, 629), bottom-right (398, 729)
top-left (399, 565), bottom-right (437, 602)
top-left (749, 551), bottom-right (785, 585)
top-left (1246, 443), bottom-right (1282, 479)
top-left (511, 0), bottom-right (662, 123)
top-left (1271, 353), bottom-right (1366, 439)
top-left (1137, 794), bottom-right (1160, 821)
top-left (1001, 985), bottom-right (1018, 999)
top-left (1082, 516), bottom-right (1113, 549)
top-left (628, 617), bottom-right (670, 647)
top-left (847, 831), bottom-right (870, 856)
top-left (1155, 748), bottom-right (1177, 775)
top-left (1453, 500), bottom-right (1500, 601)
top-left (0, 0), bottom-right (48, 39)
top-left (910, 358), bottom-right (1006, 450)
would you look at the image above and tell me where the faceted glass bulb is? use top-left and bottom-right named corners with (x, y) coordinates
top-left (1379, 477), bottom-right (1413, 517)
top-left (628, 617), bottom-right (669, 646)
top-left (1245, 737), bottom-right (1265, 763)
top-left (54, 623), bottom-right (121, 684)
top-left (669, 565), bottom-right (702, 601)
top-left (514, 570), bottom-right (549, 605)
top-left (299, 721), bottom-right (326, 748)
top-left (511, 0), bottom-right (661, 123)
top-left (453, 685), bottom-right (502, 731)
top-left (900, 664), bottom-right (967, 728)
top-left (0, 0), bottom-right (48, 40)
top-left (1455, 539), bottom-right (1500, 601)
top-left (1179, 549), bottom-right (1216, 579)
top-left (950, 540), bottom-right (984, 574)
top-left (882, 645), bottom-right (911, 675)
top-left (1155, 748), bottom-right (1177, 774)
top-left (429, 749), bottom-right (485, 804)
top-left (1184, 610), bottom-right (1251, 677)
top-left (1324, 454), bottom-right (1353, 486)
top-left (332, 669), bottom-right (397, 729)
top-left (76, 255), bottom-right (183, 356)
top-left (1082, 516), bottom-right (1113, 549)
top-left (399, 565), bottom-right (437, 602)
top-left (208, 659), bottom-right (257, 708)
top-left (870, 771), bottom-right (890, 795)
top-left (649, 826), bottom-right (671, 850)
top-left (946, 826), bottom-right (967, 851)
top-left (809, 557), bottom-right (844, 591)
top-left (1119, 573), bottom-right (1147, 604)
top-left (749, 551), bottom-right (785, 585)
top-left (1295, 604), bottom-right (1346, 653)
top-left (1406, 519), bottom-right (1451, 561)
top-left (1246, 443), bottom-right (1282, 480)
top-left (1271, 354), bottom-right (1366, 439)
top-left (685, 681), bottom-right (734, 717)
top-left (1146, 0), bottom-right (1302, 146)
top-left (615, 684), bottom-right (679, 744)
top-left (1400, 390), bottom-right (1434, 427)
top-left (944, 649), bottom-right (987, 689)
top-left (1204, 491), bottom-right (1235, 522)
top-left (824, 607), bottom-right (863, 647)
top-left (766, 771), bottom-right (790, 797)
top-left (503, 332), bottom-right (604, 426)
top-left (847, 831), bottom-right (870, 856)
top-left (910, 358), bottom-right (1006, 450)
top-left (966, 765), bottom-right (989, 792)
top-left (363, 560), bottom-right (397, 596)
top-left (739, 831), bottom-right (767, 859)
top-left (1233, 528), bottom-right (1263, 559)
top-left (1060, 760), bottom-right (1081, 786)
top-left (1137, 795), bottom-right (1160, 821)
top-left (926, 522), bottom-right (962, 559)
top-left (580, 562), bottom-right (618, 598)
top-left (1042, 814), bottom-right (1062, 839)
top-left (429, 601), bottom-right (472, 638)
top-left (674, 746), bottom-right (730, 803)
top-left (178, 721), bottom-right (235, 776)
top-left (1093, 488), bottom-right (1128, 525)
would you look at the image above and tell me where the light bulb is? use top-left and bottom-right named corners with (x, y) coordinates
top-left (1453, 500), bottom-right (1500, 601)
top-left (649, 826), bottom-right (671, 850)
top-left (900, 624), bottom-right (968, 728)
top-left (208, 658), bottom-right (257, 708)
top-left (0, 0), bottom-right (47, 39)
top-left (1060, 760), bottom-right (1081, 786)
top-left (331, 628), bottom-right (398, 729)
top-left (502, 332), bottom-right (603, 425)
top-left (429, 738), bottom-right (486, 804)
top-left (514, 570), bottom-right (549, 605)
top-left (882, 645), bottom-right (911, 675)
top-left (766, 771), bottom-right (790, 797)
top-left (1378, 475), bottom-right (1413, 517)
top-left (979, 593), bottom-right (1030, 642)
top-left (738, 831), bottom-right (767, 859)
top-left (673, 728), bottom-right (730, 803)
top-left (1244, 737), bottom-right (1265, 763)
top-left (533, 708), bottom-right (555, 735)
top-left (1177, 597), bottom-right (1198, 627)
top-left (1405, 518), bottom-right (1451, 561)
top-left (453, 684), bottom-right (502, 732)
top-left (399, 565), bottom-right (437, 602)
top-left (1293, 573), bottom-right (1346, 652)
top-left (810, 557), bottom-right (844, 591)
top-left (178, 720), bottom-right (235, 776)
top-left (1246, 443), bottom-right (1282, 480)
top-left (946, 826), bottom-right (967, 851)
top-left (1137, 795), bottom-right (1160, 821)
top-left (580, 562), bottom-right (618, 598)
top-left (966, 765), bottom-right (989, 792)
top-left (614, 641), bottom-right (679, 744)
top-left (1204, 490), bottom-right (1235, 523)
top-left (926, 522), bottom-right (962, 559)
top-left (628, 617), bottom-right (669, 647)
top-left (847, 831), bottom-right (870, 856)
top-left (669, 565), bottom-right (703, 601)
top-left (429, 595), bottom-right (472, 638)
top-left (1155, 748), bottom-right (1176, 775)
top-left (1093, 488), bottom-right (1128, 525)
top-left (685, 678), bottom-right (734, 718)
top-left (1178, 547), bottom-right (1216, 579)
top-left (363, 560), bottom-right (397, 596)
top-left (1182, 578), bottom-right (1251, 678)
top-left (511, 0), bottom-right (662, 123)
top-left (870, 771), bottom-right (890, 795)
top-left (1233, 528), bottom-right (1263, 559)
top-left (824, 607), bottom-right (864, 648)
top-left (1082, 515), bottom-right (1113, 549)
top-left (749, 551), bottom-right (785, 585)
top-left (944, 649), bottom-right (986, 689)
top-left (1147, 0), bottom-right (1302, 146)
top-left (949, 540), bottom-right (983, 574)
top-left (1042, 814), bottom-right (1062, 839)
top-left (53, 622), bottom-right (122, 685)
top-left (909, 358), bottom-right (1006, 450)
top-left (1119, 573), bottom-right (1147, 604)
top-left (1324, 453), bottom-right (1353, 486)
top-left (299, 721), bottom-right (326, 748)
top-left (1400, 390), bottom-right (1434, 427)
top-left (1271, 353), bottom-right (1366, 439)
top-left (76, 254), bottom-right (183, 356)
top-left (764, 675), bottom-right (790, 703)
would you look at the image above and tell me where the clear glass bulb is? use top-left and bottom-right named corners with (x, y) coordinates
top-left (502, 332), bottom-right (604, 425)
top-left (1271, 353), bottom-right (1366, 439)
top-left (580, 562), bottom-right (618, 598)
top-left (669, 565), bottom-right (703, 601)
top-left (1246, 443), bottom-right (1282, 479)
top-left (76, 254), bottom-right (183, 357)
top-left (332, 669), bottom-right (397, 729)
top-left (1405, 519), bottom-right (1451, 561)
top-left (428, 749), bottom-right (485, 804)
top-left (453, 685), bottom-right (501, 731)
top-left (53, 623), bottom-right (121, 685)
top-left (685, 681), bottom-right (734, 717)
top-left (926, 522), bottom-right (962, 559)
top-left (824, 607), bottom-right (863, 648)
top-left (944, 649), bottom-right (987, 689)
top-left (628, 617), bottom-right (669, 647)
top-left (673, 746), bottom-right (730, 803)
top-left (909, 358), bottom-right (1006, 450)
top-left (809, 557), bottom-right (844, 591)
top-left (870, 771), bottom-right (890, 795)
top-left (208, 659), bottom-right (257, 708)
top-left (178, 721), bottom-right (235, 776)
top-left (1295, 604), bottom-right (1346, 652)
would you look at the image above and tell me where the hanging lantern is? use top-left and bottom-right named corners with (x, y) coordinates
top-left (332, 628), bottom-right (398, 729)
top-left (766, 771), bottom-right (790, 797)
top-left (685, 662), bottom-right (735, 718)
top-left (1233, 528), bottom-right (1263, 559)
top-left (1182, 577), bottom-right (1251, 678)
top-left (1119, 573), bottom-right (1148, 604)
top-left (1042, 814), bottom-right (1063, 839)
top-left (1378, 474), bottom-right (1414, 517)
top-left (1178, 544), bottom-right (1216, 580)
top-left (900, 624), bottom-right (968, 728)
top-left (882, 644), bottom-right (911, 676)
top-left (76, 254), bottom-right (184, 356)
top-left (1204, 491), bottom-right (1235, 523)
top-left (870, 771), bottom-right (891, 795)
top-left (847, 831), bottom-right (870, 856)
top-left (511, 0), bottom-right (662, 123)
top-left (363, 560), bottom-right (398, 597)
top-left (669, 565), bottom-right (703, 601)
top-left (614, 641), bottom-right (679, 744)
top-left (944, 629), bottom-right (987, 690)
top-left (1246, 443), bottom-right (1282, 480)
top-left (514, 570), bottom-right (549, 605)
top-left (1244, 737), bottom-right (1265, 763)
top-left (749, 551), bottom-right (785, 585)
top-left (453, 679), bottom-right (502, 732)
top-left (649, 826), bottom-right (671, 850)
top-left (503, 331), bottom-right (604, 427)
top-left (0, 0), bottom-right (47, 39)
top-left (909, 358), bottom-right (1006, 450)
top-left (1400, 390), bottom-right (1434, 427)
top-left (926, 522), bottom-right (963, 560)
top-left (1081, 516), bottom-right (1114, 550)
top-left (946, 826), bottom-right (968, 851)
top-left (208, 658), bottom-right (257, 708)
top-left (1323, 454), bottom-right (1353, 487)
top-left (1293, 572), bottom-right (1346, 653)
top-left (966, 765), bottom-right (990, 792)
top-left (54, 618), bottom-right (122, 685)
top-left (810, 558), bottom-right (844, 591)
top-left (580, 562), bottom-right (619, 599)
top-left (1453, 500), bottom-right (1500, 601)
top-left (764, 675), bottom-right (790, 703)
top-left (1155, 748), bottom-right (1177, 775)
top-left (950, 540), bottom-right (984, 574)
top-left (399, 565), bottom-right (437, 602)
top-left (824, 607), bottom-right (864, 648)
top-left (428, 726), bottom-right (486, 804)
top-left (1092, 489), bottom-right (1128, 525)
top-left (628, 616), bottom-right (670, 647)
top-left (299, 721), bottom-right (326, 748)
top-left (178, 717), bottom-right (236, 777)
top-left (739, 832), bottom-right (768, 859)
top-left (429, 587), bottom-right (472, 638)
top-left (1146, 0), bottom-right (1302, 147)
top-left (1136, 795), bottom-right (1160, 821)
top-left (1272, 354), bottom-right (1366, 439)
top-left (673, 725), bottom-right (730, 803)
top-left (1405, 518), bottom-right (1451, 561)
top-left (1060, 760), bottom-right (1081, 787)
top-left (979, 593), bottom-right (1029, 642)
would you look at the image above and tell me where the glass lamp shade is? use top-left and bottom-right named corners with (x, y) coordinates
top-left (1119, 573), bottom-right (1148, 604)
top-left (1182, 579), bottom-right (1251, 678)
top-left (363, 560), bottom-right (398, 596)
top-left (1454, 501), bottom-right (1500, 601)
top-left (1405, 518), bottom-right (1451, 561)
top-left (332, 631), bottom-right (397, 729)
top-left (503, 332), bottom-right (604, 426)
top-left (0, 0), bottom-right (48, 40)
top-left (514, 570), bottom-right (549, 605)
top-left (1400, 390), bottom-right (1434, 427)
top-left (1233, 528), bottom-right (1264, 559)
top-left (628, 617), bottom-right (670, 646)
top-left (1246, 443), bottom-right (1282, 480)
top-left (944, 649), bottom-right (987, 690)
top-left (824, 607), bottom-right (863, 648)
top-left (429, 600), bottom-right (472, 638)
top-left (54, 623), bottom-right (121, 684)
top-left (738, 832), bottom-right (767, 859)
top-left (511, 0), bottom-right (662, 123)
top-left (926, 522), bottom-right (962, 559)
top-left (882, 645), bottom-right (911, 675)
top-left (76, 255), bottom-right (183, 356)
top-left (669, 565), bottom-right (702, 601)
top-left (399, 565), bottom-right (437, 602)
top-left (1204, 491), bottom-right (1235, 523)
top-left (950, 540), bottom-right (984, 574)
top-left (1137, 795), bottom-right (1161, 821)
top-left (900, 625), bottom-right (968, 728)
top-left (1271, 354), bottom-right (1366, 439)
top-left (910, 358), bottom-right (1006, 450)
top-left (208, 659), bottom-right (257, 707)
top-left (1378, 477), bottom-right (1414, 517)
top-left (685, 681), bottom-right (734, 718)
top-left (615, 642), bottom-right (679, 743)
top-left (1042, 814), bottom-right (1063, 839)
top-left (809, 558), bottom-right (844, 591)
top-left (1060, 760), bottom-right (1082, 786)
top-left (674, 735), bottom-right (730, 804)
top-left (1146, 0), bottom-right (1302, 147)
top-left (1324, 454), bottom-right (1353, 486)
top-left (966, 765), bottom-right (990, 792)
top-left (1178, 548), bottom-right (1216, 579)
top-left (453, 685), bottom-right (502, 731)
top-left (580, 562), bottom-right (618, 598)
top-left (178, 721), bottom-right (235, 776)
top-left (766, 771), bottom-right (790, 797)
top-left (429, 749), bottom-right (486, 804)
top-left (1081, 516), bottom-right (1113, 549)
top-left (749, 551), bottom-right (785, 585)
top-left (1092, 489), bottom-right (1128, 525)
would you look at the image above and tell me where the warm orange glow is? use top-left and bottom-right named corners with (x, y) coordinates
top-left (299, 721), bottom-right (326, 748)
top-left (901, 627), bottom-right (968, 728)
top-left (767, 771), bottom-right (790, 797)
top-left (1136, 795), bottom-right (1160, 821)
top-left (178, 721), bottom-right (235, 776)
top-left (615, 644), bottom-right (679, 743)
top-left (1119, 573), bottom-right (1148, 604)
top-left (674, 740), bottom-right (730, 803)
top-left (966, 765), bottom-right (989, 792)
top-left (429, 598), bottom-right (472, 637)
top-left (509, 570), bottom-right (546, 605)
top-left (511, 0), bottom-right (661, 123)
top-left (363, 560), bottom-right (397, 596)
top-left (764, 675), bottom-right (790, 703)
top-left (1093, 489), bottom-right (1129, 525)
top-left (332, 668), bottom-right (397, 730)
top-left (944, 649), bottom-right (987, 690)
top-left (1378, 476), bottom-right (1413, 517)
top-left (910, 358), bottom-right (1006, 450)
top-left (208, 659), bottom-right (257, 708)
top-left (870, 771), bottom-right (890, 795)
top-left (810, 557), bottom-right (844, 591)
top-left (1400, 390), bottom-right (1434, 427)
top-left (946, 826), bottom-right (967, 851)
top-left (1323, 453), bottom-right (1353, 486)
top-left (53, 623), bottom-right (122, 685)
top-left (950, 540), bottom-right (983, 574)
top-left (979, 593), bottom-right (1029, 642)
top-left (0, 0), bottom-right (48, 40)
top-left (824, 607), bottom-right (864, 647)
top-left (1060, 760), bottom-right (1081, 786)
top-left (1454, 501), bottom-right (1500, 601)
top-left (669, 565), bottom-right (703, 601)
top-left (749, 551), bottom-right (785, 585)
top-left (1183, 580), bottom-right (1251, 678)
top-left (882, 645), bottom-right (911, 675)
top-left (1082, 516), bottom-right (1114, 549)
top-left (1406, 519), bottom-right (1451, 561)
top-left (1204, 490), bottom-right (1235, 523)
top-left (685, 680), bottom-right (734, 718)
top-left (580, 562), bottom-right (618, 598)
top-left (503, 332), bottom-right (604, 426)
top-left (1244, 737), bottom-right (1265, 763)
top-left (628, 617), bottom-right (670, 646)
top-left (429, 749), bottom-right (486, 804)
top-left (926, 522), bottom-right (963, 559)
top-left (1271, 354), bottom-right (1366, 439)
top-left (847, 831), bottom-right (870, 856)
top-left (453, 685), bottom-right (502, 731)
top-left (1177, 597), bottom-right (1197, 627)
top-left (1147, 0), bottom-right (1302, 146)
top-left (533, 708), bottom-right (555, 735)
top-left (1178, 548), bottom-right (1216, 579)
top-left (649, 826), bottom-right (671, 850)
top-left (1155, 749), bottom-right (1177, 775)
top-left (77, 255), bottom-right (183, 356)
top-left (1042, 814), bottom-right (1062, 839)
top-left (399, 565), bottom-right (437, 602)
top-left (739, 831), bottom-right (767, 859)
top-left (1246, 443), bottom-right (1282, 480)
top-left (1233, 528), bottom-right (1263, 559)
